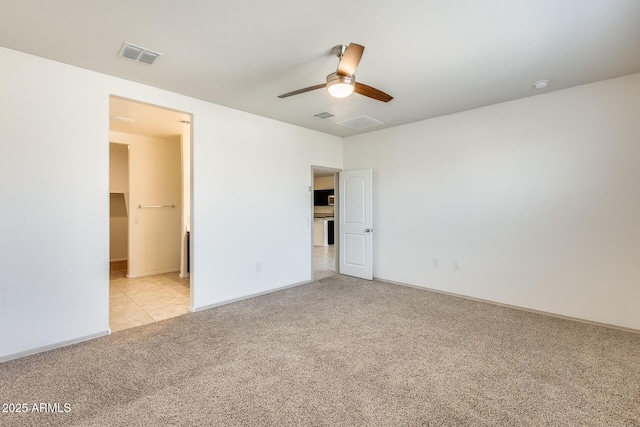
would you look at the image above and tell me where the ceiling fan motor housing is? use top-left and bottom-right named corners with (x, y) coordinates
top-left (327, 72), bottom-right (355, 84)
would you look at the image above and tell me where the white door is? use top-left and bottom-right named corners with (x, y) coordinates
top-left (339, 169), bottom-right (373, 280)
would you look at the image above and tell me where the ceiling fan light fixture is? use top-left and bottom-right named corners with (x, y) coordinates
top-left (327, 73), bottom-right (355, 98)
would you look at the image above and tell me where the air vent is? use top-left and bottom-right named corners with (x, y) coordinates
top-left (139, 51), bottom-right (160, 64)
top-left (313, 111), bottom-right (335, 119)
top-left (118, 42), bottom-right (163, 65)
top-left (336, 115), bottom-right (383, 130)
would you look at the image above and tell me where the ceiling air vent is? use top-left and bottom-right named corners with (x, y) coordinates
top-left (118, 42), bottom-right (163, 65)
top-left (313, 111), bottom-right (335, 119)
top-left (336, 115), bottom-right (383, 130)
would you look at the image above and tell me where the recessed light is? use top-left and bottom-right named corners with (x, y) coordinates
top-left (112, 116), bottom-right (136, 124)
top-left (534, 80), bottom-right (550, 89)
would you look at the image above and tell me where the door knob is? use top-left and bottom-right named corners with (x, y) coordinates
top-left (365, 228), bottom-right (372, 233)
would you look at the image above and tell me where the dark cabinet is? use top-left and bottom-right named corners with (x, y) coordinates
top-left (328, 220), bottom-right (334, 245)
top-left (314, 189), bottom-right (334, 206)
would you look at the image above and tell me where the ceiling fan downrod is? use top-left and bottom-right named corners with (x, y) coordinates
top-left (332, 44), bottom-right (347, 59)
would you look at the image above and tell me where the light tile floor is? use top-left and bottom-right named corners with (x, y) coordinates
top-left (111, 247), bottom-right (330, 332)
top-left (110, 272), bottom-right (190, 332)
top-left (314, 245), bottom-right (336, 280)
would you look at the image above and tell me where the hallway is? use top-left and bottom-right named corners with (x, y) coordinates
top-left (313, 245), bottom-right (336, 280)
top-left (109, 262), bottom-right (190, 332)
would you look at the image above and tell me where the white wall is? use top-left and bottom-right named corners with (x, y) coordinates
top-left (344, 73), bottom-right (640, 330)
top-left (192, 111), bottom-right (343, 308)
top-left (109, 143), bottom-right (128, 261)
top-left (314, 176), bottom-right (334, 190)
top-left (0, 46), bottom-right (342, 360)
top-left (109, 143), bottom-right (129, 193)
top-left (180, 130), bottom-right (191, 278)
top-left (109, 194), bottom-right (128, 261)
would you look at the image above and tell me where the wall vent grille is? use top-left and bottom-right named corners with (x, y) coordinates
top-left (118, 42), bottom-right (163, 65)
top-left (313, 111), bottom-right (335, 119)
top-left (336, 115), bottom-right (383, 130)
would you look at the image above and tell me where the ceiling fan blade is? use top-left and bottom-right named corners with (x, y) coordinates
top-left (337, 43), bottom-right (364, 76)
top-left (278, 83), bottom-right (326, 98)
top-left (354, 82), bottom-right (393, 102)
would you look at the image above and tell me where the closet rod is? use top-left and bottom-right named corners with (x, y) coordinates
top-left (138, 204), bottom-right (175, 208)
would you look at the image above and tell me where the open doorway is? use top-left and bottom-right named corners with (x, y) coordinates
top-left (312, 167), bottom-right (340, 280)
top-left (109, 96), bottom-right (192, 332)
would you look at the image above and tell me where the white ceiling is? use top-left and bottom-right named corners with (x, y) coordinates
top-left (110, 96), bottom-right (191, 138)
top-left (2, 1), bottom-right (639, 137)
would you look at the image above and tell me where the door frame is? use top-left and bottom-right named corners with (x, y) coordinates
top-left (310, 166), bottom-right (342, 280)
top-left (108, 95), bottom-right (194, 307)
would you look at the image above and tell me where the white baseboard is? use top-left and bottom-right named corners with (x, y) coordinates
top-left (190, 280), bottom-right (311, 313)
top-left (376, 277), bottom-right (640, 335)
top-left (126, 268), bottom-right (179, 278)
top-left (0, 330), bottom-right (111, 363)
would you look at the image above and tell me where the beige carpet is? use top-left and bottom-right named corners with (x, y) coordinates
top-left (1, 275), bottom-right (639, 426)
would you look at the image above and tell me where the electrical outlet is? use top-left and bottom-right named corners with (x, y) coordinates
top-left (432, 258), bottom-right (439, 267)
top-left (453, 261), bottom-right (460, 270)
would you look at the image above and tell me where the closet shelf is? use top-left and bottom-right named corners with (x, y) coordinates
top-left (109, 192), bottom-right (129, 217)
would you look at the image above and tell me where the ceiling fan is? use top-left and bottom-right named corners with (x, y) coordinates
top-left (278, 43), bottom-right (393, 102)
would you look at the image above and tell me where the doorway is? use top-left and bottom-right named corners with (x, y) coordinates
top-left (108, 96), bottom-right (193, 332)
top-left (312, 167), bottom-right (340, 280)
